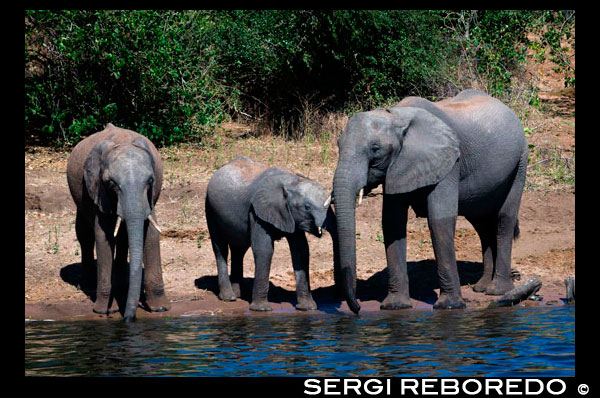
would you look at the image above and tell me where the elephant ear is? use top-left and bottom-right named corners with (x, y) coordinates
top-left (131, 135), bottom-right (153, 156)
top-left (84, 140), bottom-right (117, 213)
top-left (384, 106), bottom-right (460, 194)
top-left (251, 176), bottom-right (295, 234)
top-left (131, 136), bottom-right (159, 206)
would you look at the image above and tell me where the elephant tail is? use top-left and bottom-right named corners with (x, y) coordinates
top-left (513, 219), bottom-right (520, 241)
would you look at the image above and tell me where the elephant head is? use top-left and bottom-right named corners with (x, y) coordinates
top-left (332, 106), bottom-right (459, 313)
top-left (251, 169), bottom-right (335, 237)
top-left (83, 137), bottom-right (161, 322)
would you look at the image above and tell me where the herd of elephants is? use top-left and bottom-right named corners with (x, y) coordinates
top-left (66, 89), bottom-right (531, 322)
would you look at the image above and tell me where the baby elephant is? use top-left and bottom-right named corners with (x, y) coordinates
top-left (66, 123), bottom-right (169, 322)
top-left (205, 156), bottom-right (338, 311)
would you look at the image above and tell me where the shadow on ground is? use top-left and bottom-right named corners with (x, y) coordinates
top-left (62, 259), bottom-right (483, 312)
top-left (60, 261), bottom-right (162, 315)
top-left (60, 262), bottom-right (96, 301)
top-left (194, 260), bottom-right (484, 310)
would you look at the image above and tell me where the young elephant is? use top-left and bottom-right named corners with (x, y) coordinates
top-left (205, 156), bottom-right (338, 311)
top-left (66, 123), bottom-right (169, 322)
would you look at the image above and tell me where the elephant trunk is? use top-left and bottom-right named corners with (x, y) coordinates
top-left (322, 206), bottom-right (342, 298)
top-left (119, 185), bottom-right (151, 323)
top-left (332, 161), bottom-right (366, 314)
top-left (123, 216), bottom-right (145, 322)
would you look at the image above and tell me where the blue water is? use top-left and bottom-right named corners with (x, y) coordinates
top-left (24, 306), bottom-right (574, 377)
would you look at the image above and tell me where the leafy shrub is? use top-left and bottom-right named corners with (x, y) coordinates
top-left (25, 10), bottom-right (574, 145)
top-left (205, 10), bottom-right (451, 135)
top-left (25, 10), bottom-right (228, 146)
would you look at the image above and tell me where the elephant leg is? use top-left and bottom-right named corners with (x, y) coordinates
top-left (381, 195), bottom-right (412, 310)
top-left (75, 209), bottom-right (96, 294)
top-left (110, 223), bottom-right (129, 313)
top-left (249, 214), bottom-right (274, 311)
top-left (212, 234), bottom-right (235, 302)
top-left (429, 216), bottom-right (464, 309)
top-left (207, 208), bottom-right (235, 302)
top-left (468, 216), bottom-right (497, 293)
top-left (486, 155), bottom-right (527, 296)
top-left (427, 166), bottom-right (465, 309)
top-left (486, 214), bottom-right (518, 295)
top-left (230, 246), bottom-right (248, 299)
top-left (287, 231), bottom-right (317, 311)
top-left (93, 213), bottom-right (117, 314)
top-left (143, 216), bottom-right (170, 312)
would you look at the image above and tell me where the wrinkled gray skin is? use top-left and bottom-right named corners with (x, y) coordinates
top-left (333, 90), bottom-right (528, 313)
top-left (67, 123), bottom-right (169, 322)
top-left (206, 157), bottom-right (339, 311)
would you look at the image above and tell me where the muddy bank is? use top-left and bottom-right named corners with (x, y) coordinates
top-left (26, 298), bottom-right (571, 322)
top-left (25, 264), bottom-right (572, 322)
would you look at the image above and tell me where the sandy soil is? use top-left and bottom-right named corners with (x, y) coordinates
top-left (25, 69), bottom-right (575, 322)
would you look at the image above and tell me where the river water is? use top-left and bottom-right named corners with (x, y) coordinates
top-left (25, 306), bottom-right (574, 377)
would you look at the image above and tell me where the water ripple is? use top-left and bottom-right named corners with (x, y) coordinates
top-left (25, 306), bottom-right (574, 377)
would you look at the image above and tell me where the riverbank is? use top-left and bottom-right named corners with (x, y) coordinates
top-left (25, 86), bottom-right (574, 322)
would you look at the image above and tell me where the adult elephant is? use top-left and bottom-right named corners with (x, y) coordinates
top-left (67, 123), bottom-right (169, 322)
top-left (332, 89), bottom-right (528, 313)
top-left (205, 156), bottom-right (339, 311)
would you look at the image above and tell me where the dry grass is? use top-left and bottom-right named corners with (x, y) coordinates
top-left (25, 102), bottom-right (573, 197)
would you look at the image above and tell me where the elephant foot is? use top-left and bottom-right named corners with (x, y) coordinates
top-left (218, 288), bottom-right (237, 302)
top-left (93, 295), bottom-right (119, 314)
top-left (93, 307), bottom-right (120, 314)
top-left (433, 293), bottom-right (466, 309)
top-left (145, 294), bottom-right (171, 312)
top-left (472, 276), bottom-right (492, 292)
top-left (380, 292), bottom-right (412, 310)
top-left (485, 278), bottom-right (514, 296)
top-left (249, 300), bottom-right (272, 312)
top-left (296, 297), bottom-right (318, 311)
top-left (231, 283), bottom-right (242, 299)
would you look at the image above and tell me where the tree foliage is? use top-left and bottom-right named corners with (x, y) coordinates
top-left (25, 10), bottom-right (574, 146)
top-left (25, 10), bottom-right (227, 145)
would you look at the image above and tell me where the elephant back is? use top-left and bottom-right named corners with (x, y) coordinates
top-left (394, 91), bottom-right (527, 205)
top-left (226, 156), bottom-right (270, 185)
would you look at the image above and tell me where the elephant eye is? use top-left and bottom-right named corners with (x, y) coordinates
top-left (371, 143), bottom-right (380, 153)
top-left (304, 202), bottom-right (312, 211)
top-left (148, 176), bottom-right (154, 185)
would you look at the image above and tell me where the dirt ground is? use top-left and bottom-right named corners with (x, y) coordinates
top-left (25, 63), bottom-right (575, 321)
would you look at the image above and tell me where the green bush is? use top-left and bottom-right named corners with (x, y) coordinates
top-left (205, 10), bottom-right (451, 134)
top-left (25, 10), bottom-right (228, 146)
top-left (25, 10), bottom-right (574, 146)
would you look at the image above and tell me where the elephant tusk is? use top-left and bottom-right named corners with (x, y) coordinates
top-left (357, 188), bottom-right (364, 205)
top-left (114, 216), bottom-right (122, 237)
top-left (148, 214), bottom-right (162, 233)
top-left (318, 226), bottom-right (322, 235)
top-left (323, 194), bottom-right (332, 208)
